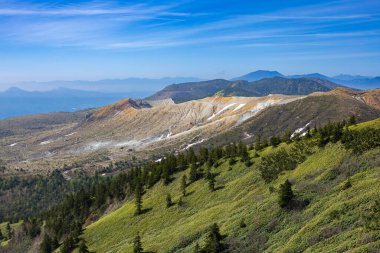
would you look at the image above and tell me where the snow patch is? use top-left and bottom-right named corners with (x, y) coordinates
top-left (291, 121), bottom-right (312, 138)
top-left (251, 100), bottom-right (276, 114)
top-left (9, 142), bottom-right (18, 147)
top-left (207, 103), bottom-right (237, 121)
top-left (40, 140), bottom-right (52, 145)
top-left (184, 139), bottom-right (206, 150)
top-left (233, 103), bottom-right (246, 112)
top-left (65, 132), bottom-right (77, 137)
top-left (243, 132), bottom-right (252, 139)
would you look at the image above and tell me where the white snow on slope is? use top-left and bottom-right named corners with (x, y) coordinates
top-left (40, 140), bottom-right (52, 145)
top-left (235, 100), bottom-right (277, 125)
top-left (65, 132), bottom-right (77, 137)
top-left (207, 103), bottom-right (237, 121)
top-left (233, 103), bottom-right (246, 112)
top-left (184, 139), bottom-right (206, 150)
top-left (9, 143), bottom-right (18, 147)
top-left (251, 100), bottom-right (276, 114)
top-left (291, 121), bottom-right (312, 138)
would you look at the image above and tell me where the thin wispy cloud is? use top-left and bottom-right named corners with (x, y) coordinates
top-left (0, 0), bottom-right (379, 82)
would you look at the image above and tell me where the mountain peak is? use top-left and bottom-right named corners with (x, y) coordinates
top-left (232, 70), bottom-right (284, 81)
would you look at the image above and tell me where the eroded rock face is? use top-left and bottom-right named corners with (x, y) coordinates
top-left (1, 88), bottom-right (379, 174)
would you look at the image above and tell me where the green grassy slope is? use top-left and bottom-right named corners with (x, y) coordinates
top-left (83, 120), bottom-right (380, 253)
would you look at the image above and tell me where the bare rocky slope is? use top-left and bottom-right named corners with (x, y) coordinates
top-left (0, 88), bottom-right (379, 175)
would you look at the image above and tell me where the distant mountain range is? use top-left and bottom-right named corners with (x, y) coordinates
top-left (147, 76), bottom-right (344, 103)
top-left (232, 70), bottom-right (380, 90)
top-left (1, 71), bottom-right (379, 118)
top-left (3, 77), bottom-right (202, 93)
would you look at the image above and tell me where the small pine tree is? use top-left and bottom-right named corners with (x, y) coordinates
top-left (202, 223), bottom-right (223, 253)
top-left (208, 174), bottom-right (215, 192)
top-left (181, 175), bottom-right (187, 196)
top-left (0, 229), bottom-right (3, 240)
top-left (283, 129), bottom-right (292, 143)
top-left (135, 181), bottom-right (143, 215)
top-left (348, 115), bottom-right (357, 126)
top-left (189, 164), bottom-right (198, 182)
top-left (78, 240), bottom-right (90, 253)
top-left (133, 234), bottom-right (143, 253)
top-left (239, 219), bottom-right (247, 228)
top-left (166, 193), bottom-right (173, 208)
top-left (278, 179), bottom-right (294, 208)
top-left (5, 223), bottom-right (12, 240)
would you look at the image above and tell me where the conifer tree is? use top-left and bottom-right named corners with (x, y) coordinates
top-left (208, 173), bottom-right (216, 192)
top-left (255, 135), bottom-right (262, 150)
top-left (189, 164), bottom-right (198, 182)
top-left (133, 233), bottom-right (143, 253)
top-left (78, 240), bottom-right (90, 253)
top-left (202, 223), bottom-right (223, 253)
top-left (0, 229), bottom-right (3, 240)
top-left (283, 129), bottom-right (292, 143)
top-left (348, 115), bottom-right (357, 126)
top-left (181, 175), bottom-right (187, 196)
top-left (166, 193), bottom-right (173, 208)
top-left (5, 223), bottom-right (12, 240)
top-left (135, 180), bottom-right (143, 215)
top-left (278, 179), bottom-right (294, 208)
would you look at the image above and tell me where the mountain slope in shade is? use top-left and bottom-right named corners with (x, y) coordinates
top-left (222, 77), bottom-right (342, 97)
top-left (146, 79), bottom-right (231, 103)
top-left (148, 77), bottom-right (344, 103)
top-left (231, 70), bottom-right (284, 81)
top-left (206, 88), bottom-right (380, 146)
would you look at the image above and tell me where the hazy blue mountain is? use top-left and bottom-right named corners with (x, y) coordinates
top-left (231, 70), bottom-right (284, 81)
top-left (233, 70), bottom-right (380, 90)
top-left (329, 77), bottom-right (380, 90)
top-left (6, 77), bottom-right (202, 93)
top-left (288, 73), bottom-right (330, 79)
top-left (332, 74), bottom-right (372, 81)
top-left (0, 87), bottom-right (150, 119)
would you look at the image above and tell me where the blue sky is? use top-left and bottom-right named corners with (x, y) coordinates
top-left (0, 0), bottom-right (379, 85)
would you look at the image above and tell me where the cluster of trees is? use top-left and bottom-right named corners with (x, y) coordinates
top-left (342, 128), bottom-right (380, 154)
top-left (13, 143), bottom-right (245, 252)
top-left (0, 170), bottom-right (70, 222)
top-left (5, 115), bottom-right (379, 252)
top-left (258, 140), bottom-right (313, 183)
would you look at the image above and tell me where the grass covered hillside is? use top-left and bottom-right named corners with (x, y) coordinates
top-left (82, 118), bottom-right (380, 253)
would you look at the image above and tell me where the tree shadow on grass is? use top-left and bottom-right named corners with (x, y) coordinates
top-left (140, 207), bottom-right (153, 215)
top-left (184, 190), bottom-right (195, 197)
top-left (214, 185), bottom-right (225, 191)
